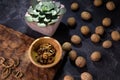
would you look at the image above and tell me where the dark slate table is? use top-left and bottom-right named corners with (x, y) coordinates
top-left (0, 0), bottom-right (120, 80)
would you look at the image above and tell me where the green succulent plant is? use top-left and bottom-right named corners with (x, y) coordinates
top-left (25, 0), bottom-right (66, 27)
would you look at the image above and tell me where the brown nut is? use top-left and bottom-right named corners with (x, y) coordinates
top-left (64, 75), bottom-right (74, 80)
top-left (111, 31), bottom-right (120, 41)
top-left (102, 40), bottom-right (112, 48)
top-left (2, 58), bottom-right (15, 68)
top-left (94, 0), bottom-right (103, 7)
top-left (106, 1), bottom-right (116, 11)
top-left (67, 17), bottom-right (76, 27)
top-left (62, 42), bottom-right (72, 51)
top-left (71, 2), bottom-right (79, 11)
top-left (80, 25), bottom-right (90, 35)
top-left (75, 56), bottom-right (86, 68)
top-left (0, 57), bottom-right (5, 65)
top-left (95, 26), bottom-right (104, 35)
top-left (80, 72), bottom-right (93, 80)
top-left (69, 50), bottom-right (77, 61)
top-left (102, 17), bottom-right (111, 27)
top-left (81, 11), bottom-right (92, 20)
top-left (71, 35), bottom-right (81, 44)
top-left (91, 34), bottom-right (100, 43)
top-left (90, 51), bottom-right (101, 61)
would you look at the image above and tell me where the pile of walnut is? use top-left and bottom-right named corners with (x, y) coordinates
top-left (36, 43), bottom-right (56, 65)
top-left (63, 0), bottom-right (120, 80)
top-left (0, 56), bottom-right (23, 79)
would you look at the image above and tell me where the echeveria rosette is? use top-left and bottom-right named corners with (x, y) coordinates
top-left (25, 0), bottom-right (66, 27)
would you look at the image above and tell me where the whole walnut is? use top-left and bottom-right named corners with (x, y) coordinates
top-left (75, 56), bottom-right (86, 68)
top-left (102, 40), bottom-right (112, 48)
top-left (69, 50), bottom-right (77, 61)
top-left (95, 26), bottom-right (104, 35)
top-left (80, 72), bottom-right (93, 80)
top-left (67, 17), bottom-right (76, 27)
top-left (90, 51), bottom-right (101, 61)
top-left (102, 17), bottom-right (111, 27)
top-left (81, 11), bottom-right (92, 20)
top-left (62, 42), bottom-right (72, 51)
top-left (106, 1), bottom-right (116, 11)
top-left (111, 31), bottom-right (120, 41)
top-left (71, 2), bottom-right (79, 11)
top-left (91, 34), bottom-right (100, 43)
top-left (94, 0), bottom-right (103, 7)
top-left (80, 25), bottom-right (90, 35)
top-left (71, 35), bottom-right (81, 44)
top-left (64, 75), bottom-right (74, 80)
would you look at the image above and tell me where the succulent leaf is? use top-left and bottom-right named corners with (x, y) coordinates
top-left (25, 15), bottom-right (33, 22)
top-left (48, 19), bottom-right (58, 25)
top-left (58, 8), bottom-right (66, 15)
top-left (37, 23), bottom-right (46, 27)
top-left (44, 18), bottom-right (50, 22)
top-left (55, 2), bottom-right (60, 8)
top-left (26, 0), bottom-right (66, 27)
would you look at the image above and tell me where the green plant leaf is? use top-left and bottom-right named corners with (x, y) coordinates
top-left (44, 18), bottom-right (50, 22)
top-left (37, 23), bottom-right (46, 27)
top-left (55, 2), bottom-right (60, 8)
top-left (51, 10), bottom-right (57, 16)
top-left (32, 17), bottom-right (39, 22)
top-left (31, 0), bottom-right (38, 9)
top-left (48, 19), bottom-right (58, 25)
top-left (25, 15), bottom-right (33, 22)
top-left (58, 8), bottom-right (66, 15)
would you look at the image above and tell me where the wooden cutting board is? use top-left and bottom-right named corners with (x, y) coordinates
top-left (0, 24), bottom-right (59, 80)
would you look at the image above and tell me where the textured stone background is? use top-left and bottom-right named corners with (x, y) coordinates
top-left (0, 0), bottom-right (120, 80)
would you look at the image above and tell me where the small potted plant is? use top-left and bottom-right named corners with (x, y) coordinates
top-left (25, 0), bottom-right (66, 36)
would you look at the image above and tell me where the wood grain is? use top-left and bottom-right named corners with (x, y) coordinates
top-left (0, 24), bottom-right (58, 80)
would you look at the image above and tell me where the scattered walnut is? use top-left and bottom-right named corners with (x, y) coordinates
top-left (71, 35), bottom-right (81, 44)
top-left (81, 11), bottom-right (92, 20)
top-left (62, 42), bottom-right (72, 51)
top-left (69, 50), bottom-right (77, 61)
top-left (91, 34), bottom-right (100, 43)
top-left (102, 40), bottom-right (112, 48)
top-left (102, 17), bottom-right (111, 27)
top-left (95, 26), bottom-right (104, 35)
top-left (80, 72), bottom-right (93, 80)
top-left (111, 31), bottom-right (120, 41)
top-left (106, 1), bottom-right (116, 11)
top-left (90, 51), bottom-right (101, 61)
top-left (71, 2), bottom-right (79, 11)
top-left (64, 75), bottom-right (74, 80)
top-left (94, 0), bottom-right (103, 7)
top-left (80, 25), bottom-right (90, 35)
top-left (67, 17), bottom-right (76, 27)
top-left (75, 56), bottom-right (86, 68)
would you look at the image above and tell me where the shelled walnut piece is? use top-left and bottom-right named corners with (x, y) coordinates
top-left (0, 56), bottom-right (23, 79)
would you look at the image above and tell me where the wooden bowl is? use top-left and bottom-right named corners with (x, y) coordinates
top-left (28, 37), bottom-right (62, 68)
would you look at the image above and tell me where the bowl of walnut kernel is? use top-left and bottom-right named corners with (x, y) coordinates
top-left (28, 37), bottom-right (62, 68)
